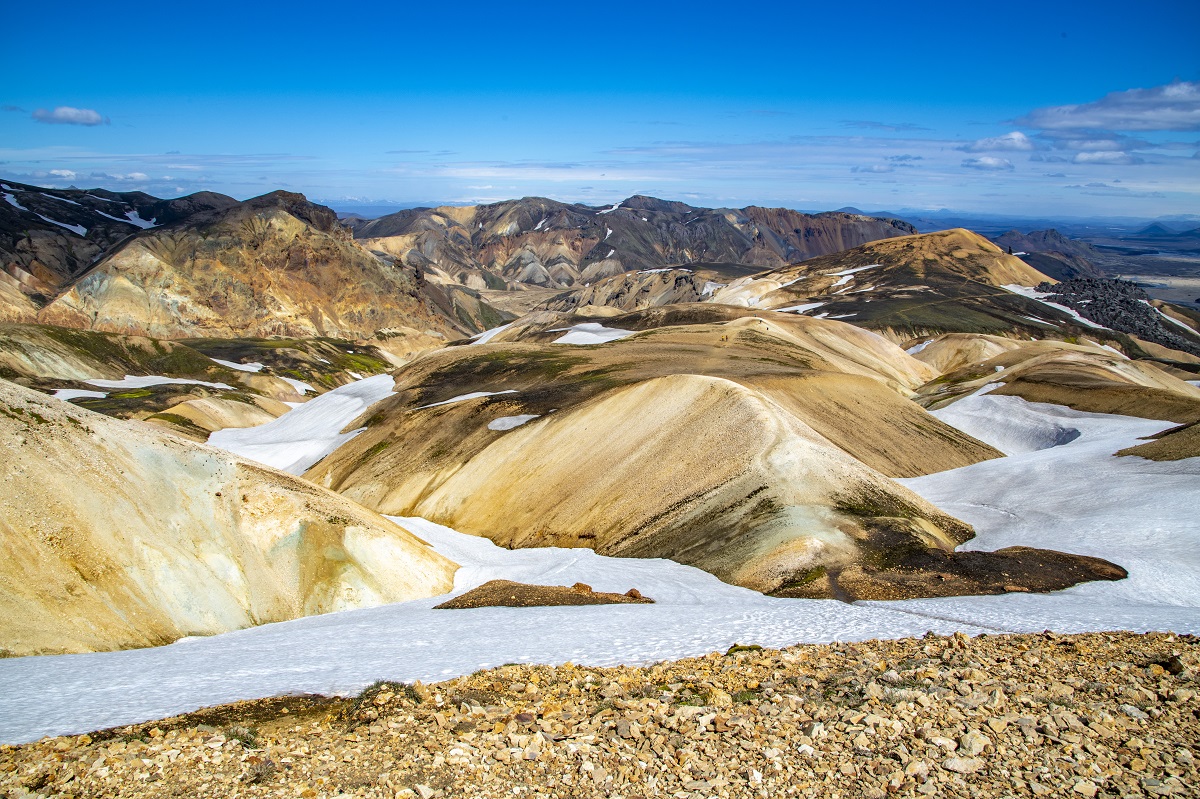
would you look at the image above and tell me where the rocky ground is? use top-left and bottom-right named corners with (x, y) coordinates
top-left (2, 631), bottom-right (1197, 798)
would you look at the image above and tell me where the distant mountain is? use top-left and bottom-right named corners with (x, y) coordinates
top-left (347, 195), bottom-right (916, 291)
top-left (0, 186), bottom-right (507, 339)
top-left (989, 229), bottom-right (1105, 281)
top-left (1136, 222), bottom-right (1181, 238)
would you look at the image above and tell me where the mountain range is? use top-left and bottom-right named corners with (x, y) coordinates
top-left (2, 182), bottom-right (1199, 657)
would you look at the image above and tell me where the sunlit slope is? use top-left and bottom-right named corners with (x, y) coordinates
top-left (308, 313), bottom-right (1004, 594)
top-left (0, 380), bottom-right (456, 656)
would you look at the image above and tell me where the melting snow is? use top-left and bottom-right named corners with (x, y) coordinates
top-left (596, 202), bottom-right (621, 214)
top-left (278, 376), bottom-right (315, 395)
top-left (36, 215), bottom-right (87, 236)
top-left (776, 302), bottom-right (826, 314)
top-left (208, 374), bottom-right (396, 474)
top-left (124, 210), bottom-right (157, 229)
top-left (1142, 301), bottom-right (1199, 334)
top-left (212, 358), bottom-right (264, 373)
top-left (906, 340), bottom-right (933, 355)
top-left (470, 323), bottom-right (513, 345)
top-left (533, 218), bottom-right (546, 231)
top-left (41, 193), bottom-right (80, 206)
top-left (701, 281), bottom-right (725, 296)
top-left (85, 375), bottom-right (234, 390)
top-left (604, 226), bottom-right (612, 240)
top-left (2, 192), bottom-right (26, 211)
top-left (1003, 284), bottom-right (1106, 330)
top-left (829, 264), bottom-right (879, 287)
top-left (606, 249), bottom-right (615, 258)
top-left (417, 389), bottom-right (519, 410)
top-left (348, 371), bottom-right (364, 380)
top-left (51, 389), bottom-right (108, 401)
top-left (487, 414), bottom-right (540, 431)
top-left (549, 323), bottom-right (636, 345)
top-left (2, 393), bottom-right (1197, 744)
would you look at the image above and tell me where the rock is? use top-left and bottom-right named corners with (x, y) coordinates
top-left (942, 756), bottom-right (985, 774)
top-left (1072, 780), bottom-right (1098, 797)
top-left (959, 730), bottom-right (991, 756)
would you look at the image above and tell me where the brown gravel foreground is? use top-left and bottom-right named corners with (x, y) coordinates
top-left (2, 632), bottom-right (1198, 799)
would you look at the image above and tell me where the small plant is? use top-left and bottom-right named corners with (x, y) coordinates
top-left (226, 725), bottom-right (260, 748)
top-left (725, 643), bottom-right (763, 656)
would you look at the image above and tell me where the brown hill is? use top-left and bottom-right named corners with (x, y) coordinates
top-left (36, 191), bottom-right (503, 339)
top-left (350, 196), bottom-right (914, 292)
top-left (306, 311), bottom-right (1015, 595)
top-left (0, 379), bottom-right (457, 656)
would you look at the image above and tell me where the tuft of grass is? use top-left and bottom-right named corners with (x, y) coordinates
top-left (226, 725), bottom-right (260, 748)
top-left (725, 643), bottom-right (764, 656)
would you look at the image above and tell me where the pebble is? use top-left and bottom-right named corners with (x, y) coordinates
top-left (1, 630), bottom-right (1196, 798)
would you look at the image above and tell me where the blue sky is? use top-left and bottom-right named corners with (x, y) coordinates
top-left (3, 0), bottom-right (1198, 218)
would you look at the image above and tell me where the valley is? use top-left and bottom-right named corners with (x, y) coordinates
top-left (1, 183), bottom-right (1198, 799)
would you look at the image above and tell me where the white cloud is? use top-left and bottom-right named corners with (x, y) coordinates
top-left (961, 132), bottom-right (1035, 152)
top-left (1018, 81), bottom-right (1200, 132)
top-left (48, 169), bottom-right (77, 180)
top-left (850, 164), bottom-right (894, 173)
top-left (961, 156), bottom-right (1014, 171)
top-left (32, 106), bottom-right (109, 126)
top-left (1072, 151), bottom-right (1144, 166)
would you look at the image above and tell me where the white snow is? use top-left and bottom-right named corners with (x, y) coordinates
top-left (2, 393), bottom-right (1198, 745)
top-left (533, 218), bottom-right (546, 231)
top-left (827, 313), bottom-right (857, 319)
top-left (604, 226), bottom-right (612, 240)
top-left (888, 394), bottom-right (1200, 637)
top-left (487, 414), bottom-right (540, 431)
top-left (417, 389), bottom-right (519, 410)
top-left (278, 376), bottom-right (315, 395)
top-left (348, 371), bottom-right (364, 380)
top-left (211, 358), bottom-right (264, 373)
top-left (606, 248), bottom-right (616, 258)
top-left (1143, 301), bottom-right (1199, 334)
top-left (208, 374), bottom-right (396, 474)
top-left (701, 281), bottom-right (725, 296)
top-left (637, 267), bottom-right (691, 274)
top-left (1003, 284), bottom-right (1106, 330)
top-left (905, 339), bottom-right (933, 355)
top-left (35, 214), bottom-right (87, 236)
top-left (470, 323), bottom-right (512, 345)
top-left (596, 202), bottom-right (621, 214)
top-left (51, 389), bottom-right (108, 401)
top-left (41, 193), bottom-right (81, 206)
top-left (85, 375), bottom-right (234, 390)
top-left (1189, 380), bottom-right (1200, 388)
top-left (775, 302), bottom-right (826, 314)
top-left (124, 210), bottom-right (157, 229)
top-left (2, 192), bottom-right (26, 211)
top-left (549, 323), bottom-right (636, 345)
top-left (828, 264), bottom-right (878, 287)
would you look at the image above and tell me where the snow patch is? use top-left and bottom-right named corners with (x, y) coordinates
top-left (1003, 284), bottom-right (1106, 330)
top-left (470, 323), bottom-right (513, 345)
top-left (51, 389), bottom-right (108, 401)
top-left (596, 202), bottom-right (621, 214)
top-left (211, 358), bottom-right (264, 373)
top-left (701, 281), bottom-right (725, 296)
top-left (487, 414), bottom-right (540, 431)
top-left (208, 374), bottom-right (396, 474)
top-left (418, 389), bottom-right (518, 410)
top-left (36, 214), bottom-right (87, 236)
top-left (278, 376), bottom-right (315, 395)
top-left (549, 323), bottom-right (636, 345)
top-left (776, 302), bottom-right (826, 314)
top-left (829, 264), bottom-right (879, 287)
top-left (906, 340), bottom-right (933, 355)
top-left (85, 375), bottom-right (234, 390)
top-left (125, 210), bottom-right (157, 229)
top-left (2, 192), bottom-right (26, 211)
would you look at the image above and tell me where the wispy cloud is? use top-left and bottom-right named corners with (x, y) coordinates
top-left (960, 132), bottom-right (1035, 152)
top-left (2, 105), bottom-right (25, 113)
top-left (1072, 151), bottom-right (1144, 166)
top-left (32, 106), bottom-right (109, 126)
top-left (886, 154), bottom-right (923, 162)
top-left (840, 120), bottom-right (930, 132)
top-left (1018, 81), bottom-right (1200, 132)
top-left (851, 164), bottom-right (894, 173)
top-left (961, 156), bottom-right (1014, 171)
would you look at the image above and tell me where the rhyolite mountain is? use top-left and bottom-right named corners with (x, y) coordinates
top-left (1, 183), bottom-right (506, 340)
top-left (0, 180), bottom-right (236, 321)
top-left (347, 195), bottom-right (916, 291)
